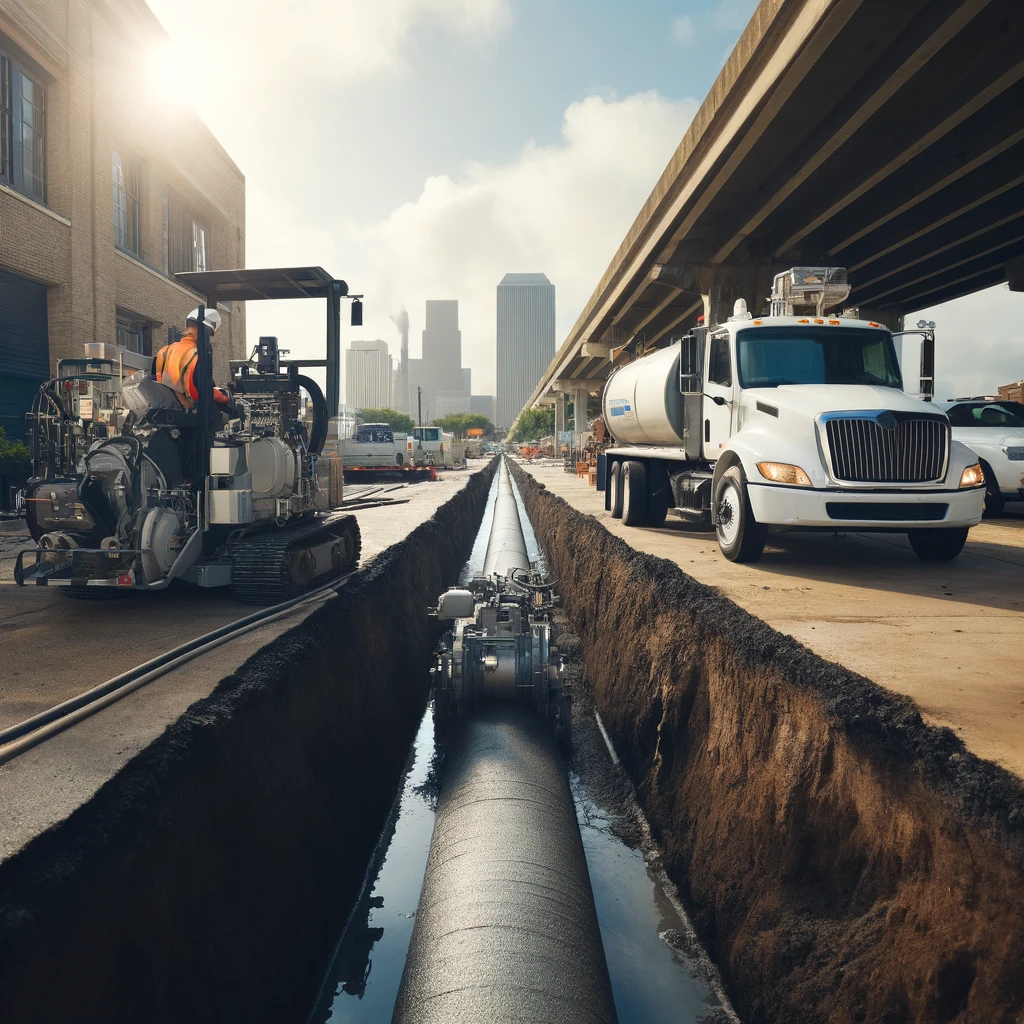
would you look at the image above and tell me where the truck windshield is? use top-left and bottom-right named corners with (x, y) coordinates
top-left (737, 327), bottom-right (903, 389)
top-left (946, 402), bottom-right (1024, 428)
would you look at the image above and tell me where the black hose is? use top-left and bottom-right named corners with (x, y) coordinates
top-left (0, 571), bottom-right (355, 763)
top-left (296, 374), bottom-right (328, 455)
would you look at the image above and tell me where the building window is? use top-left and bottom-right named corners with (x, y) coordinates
top-left (0, 57), bottom-right (10, 185)
top-left (116, 312), bottom-right (151, 356)
top-left (0, 46), bottom-right (46, 203)
top-left (112, 151), bottom-right (140, 254)
top-left (19, 70), bottom-right (44, 201)
top-left (167, 195), bottom-right (209, 274)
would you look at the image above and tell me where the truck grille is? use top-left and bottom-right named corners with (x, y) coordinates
top-left (824, 414), bottom-right (948, 483)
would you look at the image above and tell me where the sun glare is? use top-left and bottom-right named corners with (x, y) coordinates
top-left (145, 42), bottom-right (207, 112)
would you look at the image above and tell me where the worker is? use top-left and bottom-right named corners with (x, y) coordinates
top-left (155, 307), bottom-right (231, 409)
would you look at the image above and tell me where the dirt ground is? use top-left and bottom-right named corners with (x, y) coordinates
top-left (512, 460), bottom-right (1024, 1024)
top-left (520, 461), bottom-right (1024, 779)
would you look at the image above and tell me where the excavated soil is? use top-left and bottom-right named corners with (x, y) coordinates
top-left (0, 459), bottom-right (497, 1024)
top-left (510, 461), bottom-right (1024, 1024)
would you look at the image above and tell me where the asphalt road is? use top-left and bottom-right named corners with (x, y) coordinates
top-left (0, 471), bottom-right (478, 732)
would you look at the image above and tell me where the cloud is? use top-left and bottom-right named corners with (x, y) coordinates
top-left (145, 0), bottom-right (511, 126)
top-left (910, 284), bottom-right (1024, 400)
top-left (244, 91), bottom-right (699, 399)
top-left (352, 91), bottom-right (699, 394)
top-left (671, 15), bottom-right (696, 47)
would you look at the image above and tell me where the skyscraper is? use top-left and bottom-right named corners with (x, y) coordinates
top-left (496, 274), bottom-right (556, 429)
top-left (345, 339), bottom-right (394, 410)
top-left (408, 300), bottom-right (470, 422)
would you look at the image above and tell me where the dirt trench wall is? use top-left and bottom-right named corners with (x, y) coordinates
top-left (0, 459), bottom-right (497, 1024)
top-left (510, 462), bottom-right (1024, 1024)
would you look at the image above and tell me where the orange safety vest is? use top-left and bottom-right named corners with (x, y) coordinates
top-left (155, 330), bottom-right (229, 408)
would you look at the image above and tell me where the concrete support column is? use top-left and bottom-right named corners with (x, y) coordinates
top-left (707, 264), bottom-right (777, 326)
top-left (1007, 254), bottom-right (1024, 292)
top-left (553, 393), bottom-right (566, 443)
top-left (572, 387), bottom-right (589, 443)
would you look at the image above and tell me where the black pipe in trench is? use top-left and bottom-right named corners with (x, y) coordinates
top-left (392, 462), bottom-right (617, 1023)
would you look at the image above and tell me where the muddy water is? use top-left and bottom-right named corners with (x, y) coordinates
top-left (308, 463), bottom-right (733, 1024)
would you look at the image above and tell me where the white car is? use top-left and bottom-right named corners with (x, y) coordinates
top-left (938, 400), bottom-right (1024, 516)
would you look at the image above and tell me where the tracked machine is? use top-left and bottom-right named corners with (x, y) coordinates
top-left (16, 268), bottom-right (363, 602)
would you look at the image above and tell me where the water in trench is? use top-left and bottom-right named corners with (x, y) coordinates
top-left (308, 463), bottom-right (733, 1023)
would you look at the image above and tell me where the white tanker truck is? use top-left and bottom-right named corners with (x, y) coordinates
top-left (601, 267), bottom-right (985, 563)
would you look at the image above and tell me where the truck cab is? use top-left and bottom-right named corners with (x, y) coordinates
top-left (603, 267), bottom-right (985, 563)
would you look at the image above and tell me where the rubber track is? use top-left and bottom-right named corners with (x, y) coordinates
top-left (230, 514), bottom-right (361, 603)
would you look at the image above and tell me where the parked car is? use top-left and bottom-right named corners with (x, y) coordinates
top-left (938, 400), bottom-right (1024, 515)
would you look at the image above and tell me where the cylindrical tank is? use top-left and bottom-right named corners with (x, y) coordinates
top-left (601, 342), bottom-right (685, 445)
top-left (483, 461), bottom-right (530, 577)
top-left (392, 704), bottom-right (617, 1024)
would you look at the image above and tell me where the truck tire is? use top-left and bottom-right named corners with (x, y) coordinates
top-left (715, 466), bottom-right (767, 562)
top-left (907, 527), bottom-right (969, 561)
top-left (646, 462), bottom-right (670, 528)
top-left (609, 461), bottom-right (624, 519)
top-left (980, 462), bottom-right (1004, 517)
top-left (621, 460), bottom-right (647, 526)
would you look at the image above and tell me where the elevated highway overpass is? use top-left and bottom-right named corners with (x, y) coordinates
top-left (527, 0), bottom-right (1024, 425)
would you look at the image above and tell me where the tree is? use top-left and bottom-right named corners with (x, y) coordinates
top-left (430, 413), bottom-right (496, 438)
top-left (509, 408), bottom-right (554, 443)
top-left (0, 426), bottom-right (31, 479)
top-left (358, 408), bottom-right (415, 433)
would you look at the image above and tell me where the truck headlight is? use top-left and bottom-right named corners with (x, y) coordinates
top-left (757, 462), bottom-right (812, 486)
top-left (959, 463), bottom-right (984, 488)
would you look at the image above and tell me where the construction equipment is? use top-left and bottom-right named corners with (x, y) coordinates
top-left (429, 461), bottom-right (568, 733)
top-left (16, 267), bottom-right (363, 602)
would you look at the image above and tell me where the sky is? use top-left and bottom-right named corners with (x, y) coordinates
top-left (145, 0), bottom-right (1023, 404)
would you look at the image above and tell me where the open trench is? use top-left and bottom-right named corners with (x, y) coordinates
top-left (309, 461), bottom-right (732, 1023)
top-left (0, 462), bottom-right (499, 1023)
top-left (507, 460), bottom-right (1024, 1024)
top-left (2, 452), bottom-right (1021, 1023)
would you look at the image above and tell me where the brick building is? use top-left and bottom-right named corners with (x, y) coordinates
top-left (0, 0), bottom-right (245, 440)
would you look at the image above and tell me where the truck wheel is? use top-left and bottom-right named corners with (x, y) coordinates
top-left (907, 527), bottom-right (969, 561)
top-left (646, 463), bottom-right (670, 528)
top-left (980, 462), bottom-right (1004, 517)
top-left (609, 461), bottom-right (624, 519)
top-left (715, 467), bottom-right (767, 562)
top-left (621, 460), bottom-right (648, 526)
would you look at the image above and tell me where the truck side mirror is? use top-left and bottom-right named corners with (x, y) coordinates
top-left (680, 332), bottom-right (703, 394)
top-left (351, 299), bottom-right (363, 327)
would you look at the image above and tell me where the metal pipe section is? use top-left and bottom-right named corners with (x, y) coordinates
top-left (482, 459), bottom-right (530, 578)
top-left (392, 704), bottom-right (617, 1024)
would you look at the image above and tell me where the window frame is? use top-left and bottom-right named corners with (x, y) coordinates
top-left (167, 193), bottom-right (210, 274)
top-left (112, 150), bottom-right (141, 255)
top-left (115, 311), bottom-right (151, 357)
top-left (0, 43), bottom-right (47, 204)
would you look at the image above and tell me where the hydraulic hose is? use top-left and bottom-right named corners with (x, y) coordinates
top-left (392, 704), bottom-right (617, 1024)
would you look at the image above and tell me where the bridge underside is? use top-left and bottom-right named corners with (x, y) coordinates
top-left (533, 0), bottom-right (1024, 407)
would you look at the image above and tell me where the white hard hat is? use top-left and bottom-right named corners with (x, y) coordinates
top-left (187, 307), bottom-right (223, 334)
